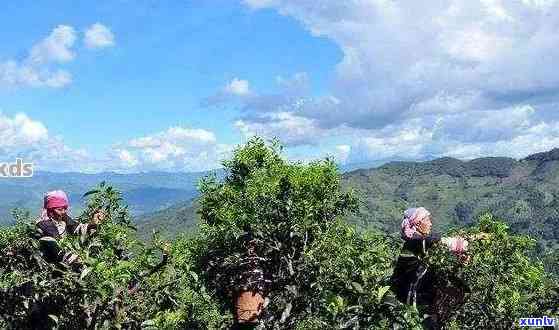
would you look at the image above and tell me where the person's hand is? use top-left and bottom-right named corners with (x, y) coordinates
top-left (161, 242), bottom-right (171, 255)
top-left (458, 253), bottom-right (471, 264)
top-left (442, 236), bottom-right (468, 253)
top-left (90, 209), bottom-right (106, 225)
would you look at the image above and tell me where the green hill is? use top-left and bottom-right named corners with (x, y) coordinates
top-left (344, 153), bottom-right (559, 251)
top-left (137, 149), bottom-right (559, 252)
top-left (135, 198), bottom-right (199, 239)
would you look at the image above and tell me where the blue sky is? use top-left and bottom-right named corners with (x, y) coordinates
top-left (2, 1), bottom-right (559, 172)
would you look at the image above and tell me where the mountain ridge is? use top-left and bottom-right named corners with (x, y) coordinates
top-left (137, 149), bottom-right (559, 252)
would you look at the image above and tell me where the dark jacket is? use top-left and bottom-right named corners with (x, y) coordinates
top-left (390, 232), bottom-right (441, 306)
top-left (35, 215), bottom-right (97, 263)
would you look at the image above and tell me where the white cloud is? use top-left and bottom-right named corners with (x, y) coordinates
top-left (1, 112), bottom-right (231, 173)
top-left (115, 149), bottom-right (139, 168)
top-left (344, 104), bottom-right (559, 164)
top-left (521, 0), bottom-right (557, 9)
top-left (235, 112), bottom-right (329, 146)
top-left (110, 126), bottom-right (231, 172)
top-left (0, 25), bottom-right (78, 89)
top-left (233, 1), bottom-right (559, 163)
top-left (1, 23), bottom-right (113, 89)
top-left (225, 78), bottom-right (251, 96)
top-left (433, 105), bottom-right (536, 143)
top-left (0, 113), bottom-right (49, 146)
top-left (203, 77), bottom-right (255, 106)
top-left (334, 144), bottom-right (350, 163)
top-left (29, 25), bottom-right (77, 64)
top-left (241, 1), bottom-right (559, 130)
top-left (0, 61), bottom-right (73, 88)
top-left (84, 23), bottom-right (115, 49)
top-left (0, 112), bottom-right (93, 172)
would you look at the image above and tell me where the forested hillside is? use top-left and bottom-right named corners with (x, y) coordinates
top-left (139, 149), bottom-right (559, 253)
top-left (345, 151), bottom-right (559, 251)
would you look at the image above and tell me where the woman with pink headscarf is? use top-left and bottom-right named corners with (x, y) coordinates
top-left (390, 207), bottom-right (476, 329)
top-left (35, 190), bottom-right (105, 264)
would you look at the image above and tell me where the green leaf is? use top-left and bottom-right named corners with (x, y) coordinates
top-left (80, 267), bottom-right (91, 281)
top-left (189, 271), bottom-right (199, 282)
top-left (48, 314), bottom-right (58, 323)
top-left (82, 189), bottom-right (100, 198)
top-left (377, 285), bottom-right (391, 303)
top-left (351, 281), bottom-right (364, 294)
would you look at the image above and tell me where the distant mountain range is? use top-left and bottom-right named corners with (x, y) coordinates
top-left (137, 149), bottom-right (559, 253)
top-left (3, 150), bottom-right (559, 255)
top-left (0, 160), bottom-right (384, 226)
top-left (0, 170), bottom-right (222, 225)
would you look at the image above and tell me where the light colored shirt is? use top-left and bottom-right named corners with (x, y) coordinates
top-left (54, 219), bottom-right (67, 236)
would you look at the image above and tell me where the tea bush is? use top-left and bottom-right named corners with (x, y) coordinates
top-left (1, 137), bottom-right (557, 329)
top-left (426, 213), bottom-right (559, 329)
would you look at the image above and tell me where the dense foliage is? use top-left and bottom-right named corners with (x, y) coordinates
top-left (425, 214), bottom-right (559, 328)
top-left (194, 138), bottom-right (421, 328)
top-left (0, 183), bottom-right (179, 329)
top-left (1, 137), bottom-right (557, 329)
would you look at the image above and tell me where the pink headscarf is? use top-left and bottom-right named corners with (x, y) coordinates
top-left (401, 207), bottom-right (468, 254)
top-left (39, 190), bottom-right (69, 221)
top-left (400, 207), bottom-right (431, 239)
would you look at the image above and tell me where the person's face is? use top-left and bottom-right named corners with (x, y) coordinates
top-left (49, 207), bottom-right (67, 221)
top-left (417, 216), bottom-right (432, 235)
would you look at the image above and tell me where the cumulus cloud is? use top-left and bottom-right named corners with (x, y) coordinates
top-left (225, 78), bottom-right (251, 96)
top-left (0, 25), bottom-right (77, 88)
top-left (0, 61), bottom-right (72, 88)
top-left (0, 113), bottom-right (49, 147)
top-left (345, 104), bottom-right (559, 164)
top-left (84, 23), bottom-right (115, 49)
top-left (0, 112), bottom-right (231, 173)
top-left (333, 144), bottom-right (350, 164)
top-left (235, 1), bottom-right (559, 164)
top-left (29, 25), bottom-right (77, 64)
top-left (1, 23), bottom-right (114, 89)
top-left (0, 112), bottom-right (94, 172)
top-left (114, 149), bottom-right (139, 168)
top-left (242, 0), bottom-right (559, 128)
top-left (235, 111), bottom-right (329, 146)
top-left (202, 78), bottom-right (255, 107)
top-left (109, 126), bottom-right (233, 172)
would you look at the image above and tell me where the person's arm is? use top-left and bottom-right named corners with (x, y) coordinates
top-left (68, 210), bottom-right (106, 238)
top-left (413, 232), bottom-right (441, 249)
top-left (424, 232), bottom-right (441, 245)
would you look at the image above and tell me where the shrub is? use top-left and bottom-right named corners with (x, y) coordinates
top-left (0, 183), bottom-right (215, 329)
top-left (426, 213), bottom-right (559, 329)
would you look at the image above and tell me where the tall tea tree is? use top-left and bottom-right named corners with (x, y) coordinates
top-left (196, 137), bottom-right (421, 328)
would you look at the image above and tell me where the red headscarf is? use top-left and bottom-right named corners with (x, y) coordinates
top-left (39, 190), bottom-right (69, 221)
